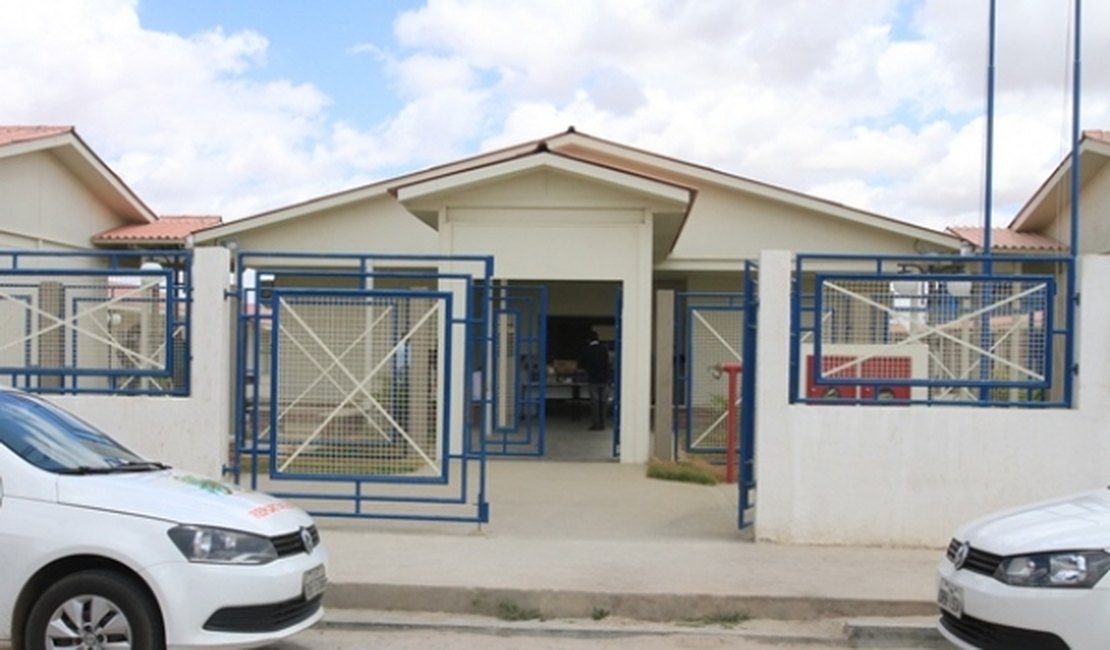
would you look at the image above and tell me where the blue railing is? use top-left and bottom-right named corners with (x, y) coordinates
top-left (0, 250), bottom-right (193, 396)
top-left (792, 253), bottom-right (1074, 407)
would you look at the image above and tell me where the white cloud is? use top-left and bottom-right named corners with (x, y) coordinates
top-left (0, 0), bottom-right (1106, 231)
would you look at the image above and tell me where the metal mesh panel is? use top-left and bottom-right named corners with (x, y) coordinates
top-left (814, 276), bottom-right (1050, 402)
top-left (270, 292), bottom-right (444, 479)
top-left (687, 306), bottom-right (743, 452)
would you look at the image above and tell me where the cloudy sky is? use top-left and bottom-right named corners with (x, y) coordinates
top-left (1, 0), bottom-right (1104, 232)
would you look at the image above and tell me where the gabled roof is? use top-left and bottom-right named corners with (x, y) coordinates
top-left (0, 125), bottom-right (156, 225)
top-left (93, 216), bottom-right (222, 246)
top-left (196, 127), bottom-right (959, 252)
top-left (946, 226), bottom-right (1066, 252)
top-left (1009, 130), bottom-right (1110, 234)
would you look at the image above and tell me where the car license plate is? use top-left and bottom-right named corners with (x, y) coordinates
top-left (937, 576), bottom-right (963, 618)
top-left (303, 564), bottom-right (327, 601)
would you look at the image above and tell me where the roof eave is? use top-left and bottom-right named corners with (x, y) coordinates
top-left (2, 129), bottom-right (157, 225)
top-left (1010, 135), bottom-right (1110, 232)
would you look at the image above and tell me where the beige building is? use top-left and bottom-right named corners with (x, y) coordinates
top-left (192, 128), bottom-right (961, 464)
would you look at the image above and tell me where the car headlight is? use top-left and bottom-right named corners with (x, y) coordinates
top-left (167, 525), bottom-right (278, 565)
top-left (995, 550), bottom-right (1110, 588)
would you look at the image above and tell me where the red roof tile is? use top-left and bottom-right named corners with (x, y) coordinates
top-left (947, 226), bottom-right (1066, 252)
top-left (93, 216), bottom-right (222, 244)
top-left (0, 125), bottom-right (73, 146)
top-left (1085, 129), bottom-right (1110, 144)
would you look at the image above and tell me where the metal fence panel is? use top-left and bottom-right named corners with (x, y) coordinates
top-left (0, 251), bottom-right (191, 395)
top-left (793, 254), bottom-right (1072, 407)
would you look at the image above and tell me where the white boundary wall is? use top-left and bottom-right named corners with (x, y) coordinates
top-left (755, 250), bottom-right (1110, 547)
top-left (48, 248), bottom-right (232, 478)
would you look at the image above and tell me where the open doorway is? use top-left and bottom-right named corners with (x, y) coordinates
top-left (542, 280), bottom-right (620, 461)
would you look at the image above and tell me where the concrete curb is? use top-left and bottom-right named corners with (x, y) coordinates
top-left (325, 582), bottom-right (937, 622)
top-left (845, 617), bottom-right (946, 648)
top-left (321, 608), bottom-right (944, 648)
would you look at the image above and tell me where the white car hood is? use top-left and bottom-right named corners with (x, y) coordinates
top-left (56, 469), bottom-right (314, 535)
top-left (958, 488), bottom-right (1110, 555)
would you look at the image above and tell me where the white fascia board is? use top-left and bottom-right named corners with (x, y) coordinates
top-left (64, 143), bottom-right (157, 224)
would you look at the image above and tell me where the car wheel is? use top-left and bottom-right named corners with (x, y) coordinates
top-left (24, 569), bottom-right (164, 650)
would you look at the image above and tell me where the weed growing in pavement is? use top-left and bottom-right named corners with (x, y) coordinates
top-left (496, 601), bottom-right (543, 621)
top-left (591, 607), bottom-right (610, 621)
top-left (685, 611), bottom-right (750, 628)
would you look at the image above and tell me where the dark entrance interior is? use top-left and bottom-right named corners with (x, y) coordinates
top-left (542, 280), bottom-right (619, 461)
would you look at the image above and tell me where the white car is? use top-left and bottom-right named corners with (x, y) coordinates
top-left (936, 488), bottom-right (1110, 650)
top-left (0, 388), bottom-right (328, 649)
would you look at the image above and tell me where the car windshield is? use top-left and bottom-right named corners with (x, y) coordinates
top-left (0, 391), bottom-right (151, 473)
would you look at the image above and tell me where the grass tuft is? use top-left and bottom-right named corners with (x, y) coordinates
top-left (496, 601), bottom-right (543, 621)
top-left (646, 458), bottom-right (720, 485)
top-left (687, 611), bottom-right (750, 627)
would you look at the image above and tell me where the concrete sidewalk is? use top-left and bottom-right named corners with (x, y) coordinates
top-left (316, 461), bottom-right (945, 642)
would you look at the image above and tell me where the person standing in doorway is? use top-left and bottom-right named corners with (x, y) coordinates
top-left (580, 330), bottom-right (610, 431)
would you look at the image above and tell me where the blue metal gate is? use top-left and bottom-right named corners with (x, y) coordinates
top-left (232, 252), bottom-right (494, 523)
top-left (673, 261), bottom-right (758, 528)
top-left (477, 284), bottom-right (547, 457)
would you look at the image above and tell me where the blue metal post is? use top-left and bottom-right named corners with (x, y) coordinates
top-left (978, 0), bottom-right (998, 400)
top-left (739, 262), bottom-right (758, 528)
top-left (1065, 0), bottom-right (1082, 406)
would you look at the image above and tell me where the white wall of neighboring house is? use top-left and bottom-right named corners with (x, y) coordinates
top-left (50, 248), bottom-right (232, 479)
top-left (1078, 163), bottom-right (1110, 253)
top-left (0, 151), bottom-right (127, 249)
top-left (755, 250), bottom-right (1110, 547)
